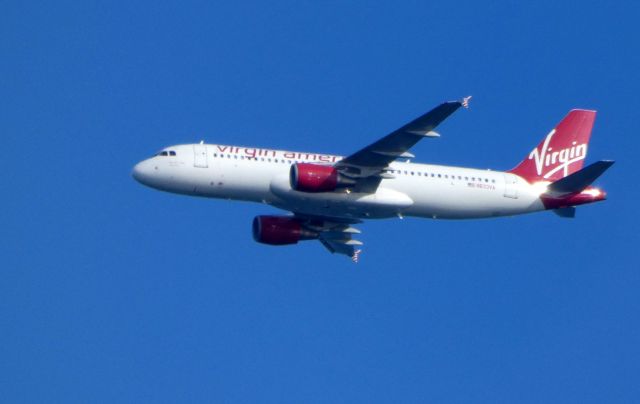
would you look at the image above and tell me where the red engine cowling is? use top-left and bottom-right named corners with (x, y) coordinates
top-left (252, 215), bottom-right (318, 245)
top-left (289, 163), bottom-right (353, 192)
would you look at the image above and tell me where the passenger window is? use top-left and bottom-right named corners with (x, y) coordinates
top-left (438, 174), bottom-right (441, 178)
top-left (411, 172), bottom-right (415, 175)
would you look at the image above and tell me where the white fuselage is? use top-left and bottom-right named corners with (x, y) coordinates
top-left (132, 143), bottom-right (546, 220)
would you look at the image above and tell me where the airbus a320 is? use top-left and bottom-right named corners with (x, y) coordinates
top-left (132, 98), bottom-right (613, 262)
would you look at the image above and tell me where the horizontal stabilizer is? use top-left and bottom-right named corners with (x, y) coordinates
top-left (553, 207), bottom-right (576, 218)
top-left (547, 160), bottom-right (614, 195)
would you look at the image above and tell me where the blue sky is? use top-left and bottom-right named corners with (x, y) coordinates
top-left (2, 1), bottom-right (639, 402)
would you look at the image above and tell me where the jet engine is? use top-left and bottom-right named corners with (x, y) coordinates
top-left (252, 215), bottom-right (318, 245)
top-left (289, 163), bottom-right (355, 192)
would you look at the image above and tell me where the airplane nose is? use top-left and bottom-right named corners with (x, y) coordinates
top-left (132, 161), bottom-right (149, 184)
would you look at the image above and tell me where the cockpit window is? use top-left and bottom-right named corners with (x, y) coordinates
top-left (169, 151), bottom-right (176, 156)
top-left (159, 151), bottom-right (168, 156)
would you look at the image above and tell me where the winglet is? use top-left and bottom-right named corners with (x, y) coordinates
top-left (352, 249), bottom-right (362, 263)
top-left (462, 96), bottom-right (472, 109)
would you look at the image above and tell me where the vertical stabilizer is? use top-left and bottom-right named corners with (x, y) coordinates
top-left (509, 110), bottom-right (596, 182)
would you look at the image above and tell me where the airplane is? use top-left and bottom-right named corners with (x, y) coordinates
top-left (132, 97), bottom-right (613, 262)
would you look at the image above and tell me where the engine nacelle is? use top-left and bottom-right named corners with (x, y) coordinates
top-left (289, 163), bottom-right (355, 193)
top-left (252, 215), bottom-right (318, 245)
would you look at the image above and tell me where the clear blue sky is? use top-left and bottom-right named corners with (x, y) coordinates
top-left (2, 1), bottom-right (639, 402)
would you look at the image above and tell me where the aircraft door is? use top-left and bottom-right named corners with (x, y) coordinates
top-left (503, 173), bottom-right (519, 199)
top-left (193, 143), bottom-right (208, 168)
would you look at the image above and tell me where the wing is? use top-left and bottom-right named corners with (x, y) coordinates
top-left (336, 97), bottom-right (469, 192)
top-left (294, 213), bottom-right (364, 262)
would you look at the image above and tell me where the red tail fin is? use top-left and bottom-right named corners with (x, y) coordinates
top-left (509, 109), bottom-right (596, 182)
